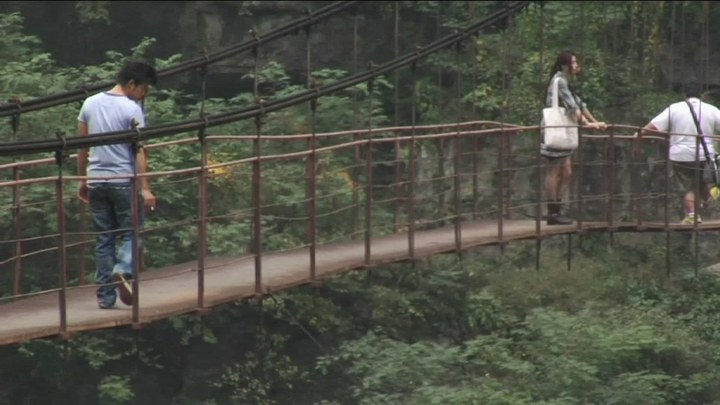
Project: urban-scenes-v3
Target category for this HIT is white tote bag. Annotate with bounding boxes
[542,77,579,150]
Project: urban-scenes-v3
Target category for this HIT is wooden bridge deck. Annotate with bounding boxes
[1,218,719,346]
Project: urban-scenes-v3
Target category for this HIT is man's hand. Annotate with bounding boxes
[78,182,89,204]
[142,189,156,212]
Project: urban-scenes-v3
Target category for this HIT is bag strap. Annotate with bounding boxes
[551,76,560,108]
[686,100,720,185]
[685,100,712,160]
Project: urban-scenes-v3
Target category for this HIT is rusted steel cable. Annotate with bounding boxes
[0,1,359,119]
[0,2,532,156]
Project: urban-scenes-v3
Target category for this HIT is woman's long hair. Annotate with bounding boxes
[544,50,577,103]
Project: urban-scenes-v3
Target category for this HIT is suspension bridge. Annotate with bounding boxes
[0,1,717,347]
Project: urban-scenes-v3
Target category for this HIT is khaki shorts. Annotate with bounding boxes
[671,161,709,200]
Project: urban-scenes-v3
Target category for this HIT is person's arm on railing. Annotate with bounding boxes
[637,122,661,137]
[581,106,606,129]
[574,95,606,129]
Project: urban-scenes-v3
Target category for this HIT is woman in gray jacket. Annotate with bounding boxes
[541,50,605,225]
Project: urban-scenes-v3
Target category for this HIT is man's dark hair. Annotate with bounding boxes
[116,61,158,87]
[682,82,704,98]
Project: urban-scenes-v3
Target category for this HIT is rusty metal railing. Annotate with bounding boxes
[4,114,720,347]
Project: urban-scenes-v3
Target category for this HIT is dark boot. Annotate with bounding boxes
[547,201,572,225]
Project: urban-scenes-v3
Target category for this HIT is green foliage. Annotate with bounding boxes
[74,1,111,24]
[0,13,48,94]
[5,2,720,404]
[312,250,720,404]
[97,375,134,404]
[210,330,308,404]
[168,315,218,346]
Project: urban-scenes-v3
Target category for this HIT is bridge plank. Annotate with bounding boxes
[1,218,720,346]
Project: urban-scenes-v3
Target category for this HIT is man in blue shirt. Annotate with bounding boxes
[77,61,158,309]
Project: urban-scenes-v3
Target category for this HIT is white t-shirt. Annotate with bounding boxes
[650,97,720,162]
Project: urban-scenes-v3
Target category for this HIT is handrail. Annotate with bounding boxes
[0,119,696,347]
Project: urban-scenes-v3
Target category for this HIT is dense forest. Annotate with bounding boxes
[2,1,720,404]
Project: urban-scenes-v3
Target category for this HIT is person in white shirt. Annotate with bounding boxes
[639,83,720,224]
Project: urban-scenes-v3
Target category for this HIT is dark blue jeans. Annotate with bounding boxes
[89,183,144,305]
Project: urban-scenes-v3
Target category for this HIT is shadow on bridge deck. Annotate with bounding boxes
[2,218,720,347]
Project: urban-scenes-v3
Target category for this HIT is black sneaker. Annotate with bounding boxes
[547,213,573,225]
[113,273,133,306]
[97,298,116,309]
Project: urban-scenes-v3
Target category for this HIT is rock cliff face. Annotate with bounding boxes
[0,1,407,97]
[3,1,717,100]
